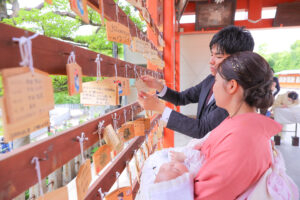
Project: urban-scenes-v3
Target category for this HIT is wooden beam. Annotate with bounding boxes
[180,18,274,33]
[273,2,300,27]
[0,23,163,79]
[176,0,189,20]
[0,102,143,200]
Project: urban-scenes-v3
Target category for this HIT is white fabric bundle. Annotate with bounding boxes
[139,147,203,200]
[144,172,194,200]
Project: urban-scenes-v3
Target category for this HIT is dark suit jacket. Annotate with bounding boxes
[160,75,228,138]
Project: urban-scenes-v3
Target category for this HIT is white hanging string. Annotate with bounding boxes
[125,64,128,78]
[67,51,76,64]
[31,157,44,196]
[101,0,105,25]
[112,113,118,132]
[95,54,103,81]
[124,109,127,123]
[98,188,107,200]
[116,171,120,189]
[131,105,134,121]
[77,132,88,163]
[12,33,39,73]
[135,24,138,38]
[115,0,119,23]
[98,120,105,146]
[126,161,133,188]
[114,63,118,77]
[127,15,132,42]
[134,65,139,79]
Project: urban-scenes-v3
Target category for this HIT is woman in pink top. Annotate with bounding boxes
[194,51,282,200]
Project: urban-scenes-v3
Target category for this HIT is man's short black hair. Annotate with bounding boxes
[288,91,298,101]
[209,25,254,54]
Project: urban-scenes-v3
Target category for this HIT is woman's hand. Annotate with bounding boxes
[140,75,164,92]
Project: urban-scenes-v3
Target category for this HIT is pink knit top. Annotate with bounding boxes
[194,113,282,200]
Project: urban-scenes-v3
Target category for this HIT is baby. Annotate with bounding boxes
[139,139,206,200]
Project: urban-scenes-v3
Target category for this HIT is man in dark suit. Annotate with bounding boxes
[138,25,255,138]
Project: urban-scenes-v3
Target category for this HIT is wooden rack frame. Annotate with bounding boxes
[0,101,146,199]
[0,23,163,79]
[0,0,165,199]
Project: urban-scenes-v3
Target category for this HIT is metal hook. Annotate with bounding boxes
[98,188,107,200]
[97,120,105,146]
[111,113,120,131]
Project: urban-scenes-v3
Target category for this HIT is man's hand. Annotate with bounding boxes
[140,75,164,92]
[138,91,165,114]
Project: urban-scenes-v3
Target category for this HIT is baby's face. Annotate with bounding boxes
[154,161,188,183]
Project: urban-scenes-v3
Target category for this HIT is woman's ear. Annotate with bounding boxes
[226,79,238,94]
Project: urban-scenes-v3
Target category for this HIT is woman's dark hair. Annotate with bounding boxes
[288,91,298,101]
[217,51,274,110]
[209,25,254,54]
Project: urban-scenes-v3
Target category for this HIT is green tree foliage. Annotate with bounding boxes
[1,0,145,104]
[257,40,300,73]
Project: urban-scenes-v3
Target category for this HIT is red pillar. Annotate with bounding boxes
[175,27,180,113]
[163,0,175,148]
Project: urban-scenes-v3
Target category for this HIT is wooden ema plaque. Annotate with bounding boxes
[93,144,112,174]
[107,77,130,96]
[37,186,68,200]
[127,121,145,137]
[67,62,82,96]
[45,0,52,4]
[135,118,150,130]
[105,187,133,200]
[126,0,143,9]
[118,123,135,142]
[130,37,145,54]
[103,124,123,151]
[1,67,54,142]
[76,159,92,200]
[106,21,131,46]
[69,0,89,24]
[80,80,119,106]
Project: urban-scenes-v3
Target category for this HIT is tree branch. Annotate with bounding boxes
[53,11,102,27]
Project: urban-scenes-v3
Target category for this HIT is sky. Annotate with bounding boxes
[15,0,300,53]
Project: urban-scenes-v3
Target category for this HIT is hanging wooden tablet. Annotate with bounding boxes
[80,80,119,106]
[118,123,135,142]
[105,187,133,200]
[69,0,89,24]
[45,0,52,4]
[158,34,165,48]
[107,77,130,96]
[156,120,164,139]
[143,42,152,61]
[136,118,150,130]
[106,20,131,45]
[141,7,151,24]
[139,146,146,161]
[76,159,92,200]
[37,186,68,200]
[1,67,54,142]
[67,62,82,96]
[126,0,143,9]
[130,37,145,54]
[92,144,112,174]
[128,121,145,136]
[103,124,122,151]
